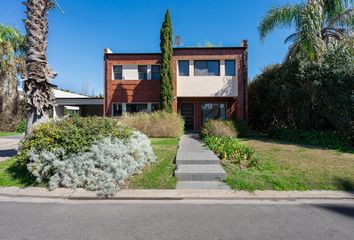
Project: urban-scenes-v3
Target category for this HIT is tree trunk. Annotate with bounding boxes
[25,109,49,135]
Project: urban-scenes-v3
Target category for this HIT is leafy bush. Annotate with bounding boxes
[248,43,353,141]
[16,118,26,133]
[18,116,132,164]
[120,111,184,138]
[18,117,157,197]
[268,128,353,150]
[234,120,251,138]
[202,135,258,168]
[27,132,156,197]
[200,120,237,138]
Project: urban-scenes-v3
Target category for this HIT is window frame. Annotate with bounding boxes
[178,60,190,76]
[194,60,220,76]
[113,65,123,80]
[138,65,148,80]
[151,65,161,80]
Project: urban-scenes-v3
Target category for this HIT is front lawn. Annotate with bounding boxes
[0,138,178,189]
[126,138,178,189]
[224,138,354,191]
[0,132,21,137]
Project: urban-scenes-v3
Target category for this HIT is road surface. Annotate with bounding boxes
[0,197,353,240]
[0,134,23,162]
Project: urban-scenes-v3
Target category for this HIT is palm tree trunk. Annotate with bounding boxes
[24,0,56,135]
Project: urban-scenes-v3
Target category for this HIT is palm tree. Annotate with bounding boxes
[23,0,57,134]
[259,0,353,61]
[0,25,26,131]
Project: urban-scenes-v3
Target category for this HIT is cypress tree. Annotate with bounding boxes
[159,10,173,113]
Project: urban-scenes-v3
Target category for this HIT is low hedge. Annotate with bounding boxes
[202,135,258,168]
[200,120,238,138]
[268,128,353,150]
[18,117,156,197]
[120,111,184,138]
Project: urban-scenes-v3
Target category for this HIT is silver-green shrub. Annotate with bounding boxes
[27,131,156,197]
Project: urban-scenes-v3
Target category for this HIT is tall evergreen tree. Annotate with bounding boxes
[159,10,174,113]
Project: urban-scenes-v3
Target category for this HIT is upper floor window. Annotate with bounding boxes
[178,60,189,76]
[138,65,147,80]
[113,65,122,80]
[225,60,236,76]
[151,65,161,80]
[194,60,220,76]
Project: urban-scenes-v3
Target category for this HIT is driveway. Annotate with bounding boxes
[0,134,23,162]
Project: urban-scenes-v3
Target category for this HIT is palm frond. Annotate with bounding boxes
[258,4,304,42]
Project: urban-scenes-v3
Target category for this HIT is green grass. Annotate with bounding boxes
[126,138,178,189]
[0,132,21,137]
[224,138,354,191]
[0,157,37,187]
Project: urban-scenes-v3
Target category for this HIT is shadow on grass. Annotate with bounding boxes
[6,160,37,187]
[333,177,354,192]
[242,136,354,154]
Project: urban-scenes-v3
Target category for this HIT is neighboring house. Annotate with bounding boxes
[53,89,103,118]
[104,41,248,130]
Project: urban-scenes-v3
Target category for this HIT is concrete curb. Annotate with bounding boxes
[0,187,354,200]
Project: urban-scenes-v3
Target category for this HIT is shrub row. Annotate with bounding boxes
[120,111,184,138]
[19,117,156,197]
[268,128,353,150]
[200,120,258,168]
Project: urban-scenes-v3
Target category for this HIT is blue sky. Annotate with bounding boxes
[0,0,300,95]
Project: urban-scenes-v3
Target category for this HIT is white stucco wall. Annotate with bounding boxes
[114,65,153,80]
[177,60,238,97]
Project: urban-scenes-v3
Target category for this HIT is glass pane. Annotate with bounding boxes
[207,61,220,76]
[194,61,208,76]
[112,103,122,116]
[113,66,122,80]
[151,103,160,112]
[201,103,226,124]
[138,65,147,80]
[151,65,160,80]
[179,60,189,76]
[225,60,235,76]
[126,104,148,113]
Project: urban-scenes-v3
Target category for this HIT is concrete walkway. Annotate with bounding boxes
[0,134,23,162]
[175,134,230,189]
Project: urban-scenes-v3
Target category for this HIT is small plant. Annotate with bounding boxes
[120,111,184,138]
[200,120,238,138]
[202,135,258,168]
[16,119,26,133]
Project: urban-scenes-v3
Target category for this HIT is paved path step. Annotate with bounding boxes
[176,151,219,165]
[176,181,230,190]
[175,164,227,181]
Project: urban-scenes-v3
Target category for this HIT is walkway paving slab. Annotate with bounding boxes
[177,181,230,190]
[175,164,227,181]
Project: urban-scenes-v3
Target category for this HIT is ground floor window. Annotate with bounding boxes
[112,103,159,116]
[201,103,226,124]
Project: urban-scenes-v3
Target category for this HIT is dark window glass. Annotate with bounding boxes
[225,60,235,76]
[178,60,189,76]
[113,66,122,80]
[207,60,220,76]
[151,103,160,112]
[194,61,208,76]
[194,61,220,76]
[112,103,122,116]
[151,65,160,80]
[126,104,148,113]
[138,65,147,80]
[201,103,226,124]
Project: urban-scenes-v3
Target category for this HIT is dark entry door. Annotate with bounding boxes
[180,103,194,130]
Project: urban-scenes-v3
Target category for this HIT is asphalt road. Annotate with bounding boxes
[0,198,353,240]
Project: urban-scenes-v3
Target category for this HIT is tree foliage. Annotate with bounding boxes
[159,9,174,113]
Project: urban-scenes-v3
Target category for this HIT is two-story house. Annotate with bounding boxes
[104,41,248,130]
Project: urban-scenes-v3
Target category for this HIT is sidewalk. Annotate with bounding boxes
[0,187,353,200]
[0,134,23,162]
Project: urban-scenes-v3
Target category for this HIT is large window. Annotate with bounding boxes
[113,65,122,80]
[225,60,236,76]
[151,103,160,112]
[194,60,220,76]
[112,103,123,116]
[126,103,148,113]
[178,60,189,76]
[138,65,147,80]
[201,103,226,124]
[151,65,161,80]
